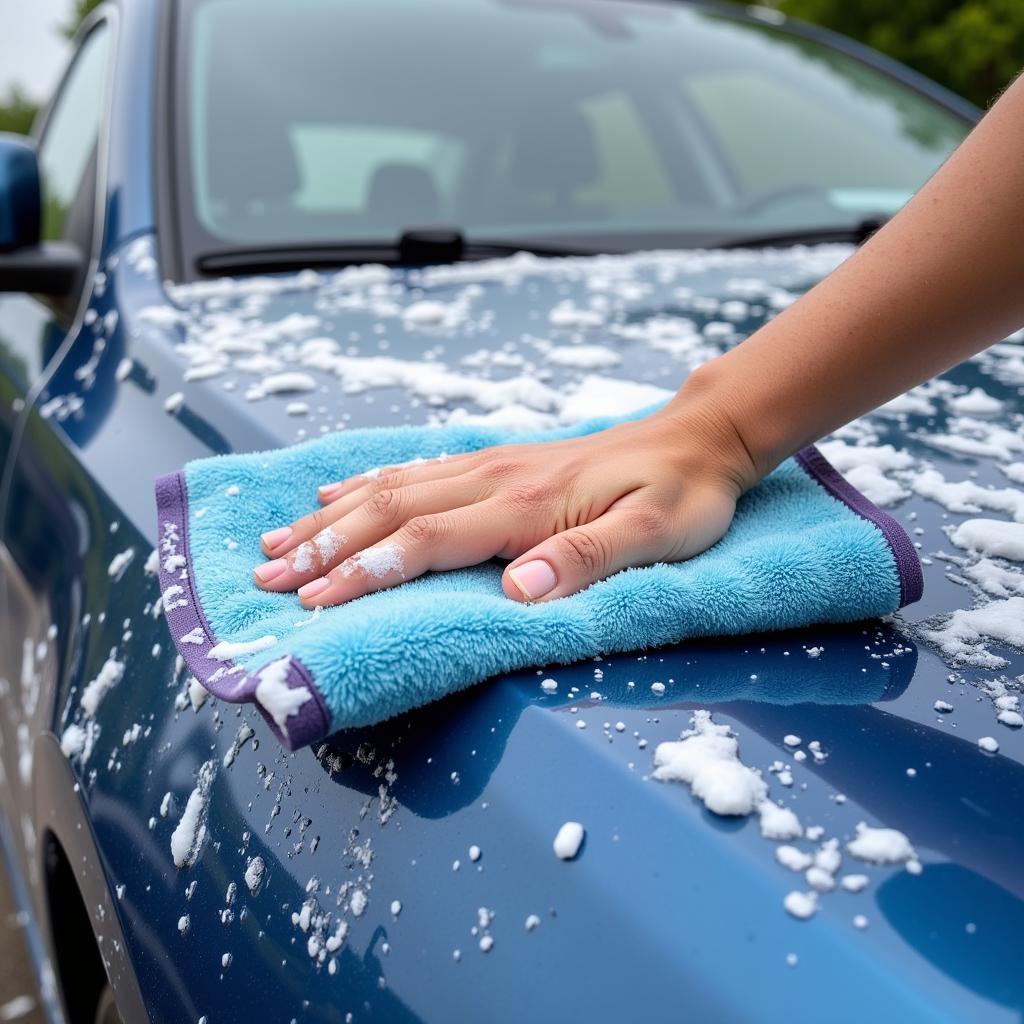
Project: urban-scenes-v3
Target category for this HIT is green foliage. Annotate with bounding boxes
[61,0,103,38]
[0,87,38,137]
[0,0,101,136]
[776,0,1024,109]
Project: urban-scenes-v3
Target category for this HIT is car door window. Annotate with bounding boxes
[37,23,110,244]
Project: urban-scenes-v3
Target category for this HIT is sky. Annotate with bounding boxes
[1,0,75,101]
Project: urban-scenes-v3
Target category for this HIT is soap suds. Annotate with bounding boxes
[950,387,1002,415]
[923,597,1024,666]
[784,891,818,920]
[775,846,813,872]
[80,654,125,716]
[208,635,277,661]
[652,711,767,816]
[840,874,870,893]
[107,548,135,579]
[758,801,802,841]
[60,724,86,759]
[951,519,1024,561]
[553,822,585,860]
[342,543,405,579]
[244,856,265,894]
[254,656,313,738]
[846,823,916,865]
[313,528,344,563]
[170,760,217,868]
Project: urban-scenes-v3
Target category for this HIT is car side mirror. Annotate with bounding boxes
[0,133,82,296]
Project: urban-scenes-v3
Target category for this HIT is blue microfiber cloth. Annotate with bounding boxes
[155,412,922,750]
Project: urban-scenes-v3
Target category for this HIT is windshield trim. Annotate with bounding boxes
[159,0,978,285]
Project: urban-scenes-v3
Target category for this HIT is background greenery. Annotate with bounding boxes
[774,0,1023,109]
[0,0,101,135]
[0,0,1018,135]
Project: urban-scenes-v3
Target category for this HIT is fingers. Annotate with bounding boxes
[297,499,514,608]
[501,503,674,603]
[254,477,487,592]
[502,486,738,602]
[315,451,481,505]
[260,456,483,558]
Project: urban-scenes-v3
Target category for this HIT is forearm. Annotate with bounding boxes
[671,73,1024,486]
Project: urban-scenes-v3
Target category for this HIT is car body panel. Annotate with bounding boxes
[1,3,1022,1024]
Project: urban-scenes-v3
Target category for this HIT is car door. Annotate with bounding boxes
[0,18,113,857]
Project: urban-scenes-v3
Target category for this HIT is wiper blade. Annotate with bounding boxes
[195,228,595,276]
[714,216,889,250]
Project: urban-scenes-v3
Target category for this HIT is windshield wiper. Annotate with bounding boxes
[195,228,596,275]
[713,216,889,250]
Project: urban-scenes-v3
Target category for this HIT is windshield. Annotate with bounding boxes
[175,0,970,265]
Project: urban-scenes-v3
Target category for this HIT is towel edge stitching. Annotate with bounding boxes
[794,445,924,607]
[153,470,330,749]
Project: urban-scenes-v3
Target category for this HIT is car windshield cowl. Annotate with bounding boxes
[192,215,891,276]
[193,232,603,275]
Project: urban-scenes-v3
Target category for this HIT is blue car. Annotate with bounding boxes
[2,1,1022,1022]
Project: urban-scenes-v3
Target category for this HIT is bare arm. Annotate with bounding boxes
[686,73,1024,485]
[254,76,1024,607]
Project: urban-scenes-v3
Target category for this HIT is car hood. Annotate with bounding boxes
[45,237,1024,1022]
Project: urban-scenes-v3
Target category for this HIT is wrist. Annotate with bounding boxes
[655,361,770,495]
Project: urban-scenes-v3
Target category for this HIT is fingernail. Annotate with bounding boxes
[508,559,557,600]
[298,576,331,600]
[261,526,292,549]
[254,558,288,583]
[318,482,344,500]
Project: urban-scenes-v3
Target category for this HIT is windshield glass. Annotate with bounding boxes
[177,0,969,262]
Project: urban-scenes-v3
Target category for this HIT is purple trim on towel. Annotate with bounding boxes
[154,471,330,750]
[795,445,923,608]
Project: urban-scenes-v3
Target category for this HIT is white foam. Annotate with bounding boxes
[80,655,125,716]
[170,760,217,868]
[923,597,1024,665]
[544,345,621,369]
[60,724,86,759]
[208,635,277,661]
[951,519,1024,561]
[758,802,802,840]
[548,301,603,329]
[248,371,317,399]
[553,822,585,860]
[652,711,767,816]
[775,846,813,872]
[254,656,312,739]
[244,856,265,894]
[846,823,916,865]
[107,548,135,579]
[344,543,405,579]
[783,891,818,920]
[559,375,673,423]
[949,387,1002,415]
[840,874,870,893]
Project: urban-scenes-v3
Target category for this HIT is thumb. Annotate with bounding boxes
[502,505,673,603]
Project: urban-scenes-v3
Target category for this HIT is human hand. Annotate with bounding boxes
[253,385,759,608]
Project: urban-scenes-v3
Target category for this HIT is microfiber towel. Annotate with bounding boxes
[155,412,923,750]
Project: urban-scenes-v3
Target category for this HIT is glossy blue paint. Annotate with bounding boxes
[0,4,1020,1024]
[0,134,41,252]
